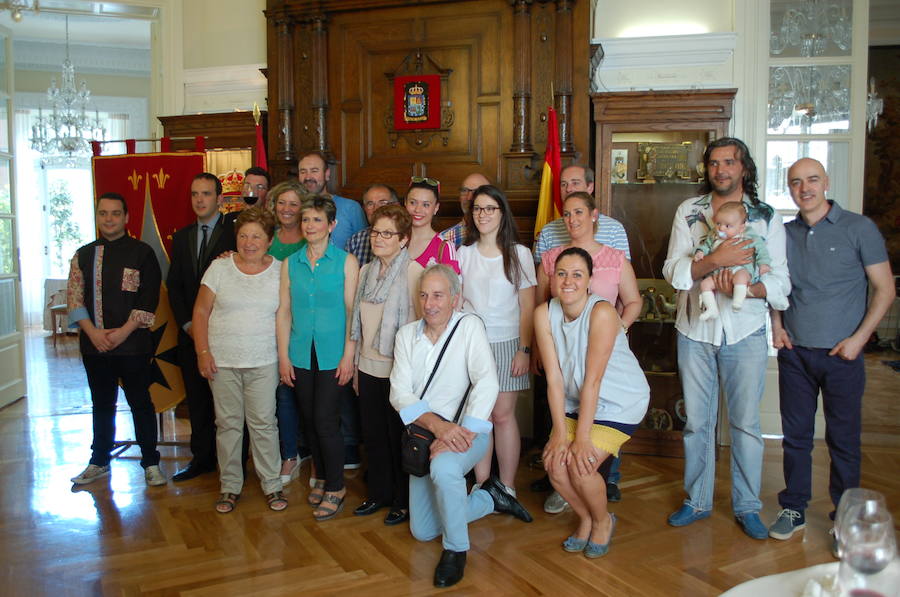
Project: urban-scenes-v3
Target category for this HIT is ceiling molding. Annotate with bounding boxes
[13,39,151,76]
[591,32,737,70]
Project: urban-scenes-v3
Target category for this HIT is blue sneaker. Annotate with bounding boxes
[735,512,768,540]
[768,508,806,540]
[667,504,711,527]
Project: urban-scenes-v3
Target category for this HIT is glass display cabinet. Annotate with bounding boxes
[592,89,736,457]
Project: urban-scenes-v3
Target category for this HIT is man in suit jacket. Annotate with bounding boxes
[167,172,236,481]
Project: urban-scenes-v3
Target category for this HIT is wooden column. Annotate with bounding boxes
[509,0,533,153]
[310,14,330,154]
[554,0,574,153]
[274,13,295,162]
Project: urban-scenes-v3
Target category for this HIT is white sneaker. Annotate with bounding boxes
[144,465,167,486]
[71,464,110,485]
[544,490,571,514]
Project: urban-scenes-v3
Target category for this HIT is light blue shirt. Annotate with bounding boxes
[330,194,367,250]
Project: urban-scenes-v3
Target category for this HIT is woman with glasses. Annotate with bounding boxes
[457,185,536,497]
[276,195,359,521]
[405,177,461,274]
[349,204,424,525]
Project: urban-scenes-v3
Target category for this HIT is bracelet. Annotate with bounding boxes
[198,349,210,355]
[746,286,756,299]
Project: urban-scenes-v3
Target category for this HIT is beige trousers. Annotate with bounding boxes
[210,362,282,495]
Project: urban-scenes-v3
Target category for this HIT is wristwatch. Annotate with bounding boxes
[519,346,531,354]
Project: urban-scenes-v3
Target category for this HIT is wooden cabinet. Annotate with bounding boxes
[591,89,736,457]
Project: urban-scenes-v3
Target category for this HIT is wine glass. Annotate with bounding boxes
[835,488,887,555]
[837,504,898,596]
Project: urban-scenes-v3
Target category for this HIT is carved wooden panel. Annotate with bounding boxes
[326,2,511,232]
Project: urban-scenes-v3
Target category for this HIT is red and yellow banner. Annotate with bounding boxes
[91,152,206,412]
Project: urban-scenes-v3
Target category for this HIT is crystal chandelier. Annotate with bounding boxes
[768,64,850,133]
[770,0,852,57]
[30,15,106,167]
[1,0,40,22]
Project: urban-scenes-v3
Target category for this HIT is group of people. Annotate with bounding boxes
[64,138,894,587]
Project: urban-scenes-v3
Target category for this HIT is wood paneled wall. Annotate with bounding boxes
[264,0,591,241]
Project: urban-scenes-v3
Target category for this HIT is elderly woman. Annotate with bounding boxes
[192,207,286,514]
[405,177,460,274]
[390,264,532,588]
[350,204,424,525]
[534,247,650,558]
[457,185,536,496]
[276,195,359,521]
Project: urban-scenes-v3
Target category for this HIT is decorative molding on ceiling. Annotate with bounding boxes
[591,32,737,70]
[13,39,151,77]
[590,32,737,92]
[182,64,267,114]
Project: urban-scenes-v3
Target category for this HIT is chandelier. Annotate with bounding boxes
[768,64,850,133]
[30,15,106,167]
[1,0,39,22]
[770,0,852,57]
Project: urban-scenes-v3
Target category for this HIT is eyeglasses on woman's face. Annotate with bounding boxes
[369,228,402,240]
[471,205,499,216]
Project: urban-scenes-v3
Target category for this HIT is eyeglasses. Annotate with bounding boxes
[459,186,476,196]
[369,228,403,240]
[409,176,441,195]
[471,205,499,216]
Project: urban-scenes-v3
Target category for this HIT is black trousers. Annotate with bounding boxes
[177,334,217,468]
[294,346,344,492]
[83,353,160,468]
[358,370,408,508]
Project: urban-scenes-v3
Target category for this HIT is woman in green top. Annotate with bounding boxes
[267,180,306,260]
[266,180,310,483]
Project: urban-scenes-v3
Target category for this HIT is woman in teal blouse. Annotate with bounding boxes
[276,194,359,521]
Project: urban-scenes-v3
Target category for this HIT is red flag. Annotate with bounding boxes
[534,107,562,238]
[255,123,268,170]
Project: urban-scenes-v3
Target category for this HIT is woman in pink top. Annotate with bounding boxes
[404,177,460,275]
[535,192,641,328]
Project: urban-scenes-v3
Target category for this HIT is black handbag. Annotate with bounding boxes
[400,316,472,477]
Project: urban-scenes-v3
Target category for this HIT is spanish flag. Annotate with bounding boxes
[534,107,562,239]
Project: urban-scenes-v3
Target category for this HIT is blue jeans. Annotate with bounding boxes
[275,382,307,460]
[409,432,494,552]
[777,346,863,515]
[608,456,621,485]
[677,326,767,514]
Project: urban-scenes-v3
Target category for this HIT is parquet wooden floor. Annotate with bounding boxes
[2,332,898,596]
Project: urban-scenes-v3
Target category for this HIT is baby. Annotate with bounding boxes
[693,201,771,321]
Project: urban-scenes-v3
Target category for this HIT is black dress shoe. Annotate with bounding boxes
[172,463,215,483]
[384,508,409,526]
[433,549,466,588]
[481,477,533,522]
[354,499,386,516]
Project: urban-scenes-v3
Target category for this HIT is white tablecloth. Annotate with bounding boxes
[722,559,900,597]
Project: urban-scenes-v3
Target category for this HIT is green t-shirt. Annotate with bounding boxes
[268,230,305,261]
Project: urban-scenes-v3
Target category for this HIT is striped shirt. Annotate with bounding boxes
[532,215,631,264]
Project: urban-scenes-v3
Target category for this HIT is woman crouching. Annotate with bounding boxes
[533,247,649,557]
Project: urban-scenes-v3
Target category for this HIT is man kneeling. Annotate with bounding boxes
[390,264,532,588]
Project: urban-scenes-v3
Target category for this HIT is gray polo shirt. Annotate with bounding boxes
[782,201,888,349]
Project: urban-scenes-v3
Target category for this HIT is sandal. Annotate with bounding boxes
[266,491,288,512]
[313,491,345,521]
[215,492,240,514]
[307,479,325,506]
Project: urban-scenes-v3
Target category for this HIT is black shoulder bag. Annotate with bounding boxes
[400,316,472,477]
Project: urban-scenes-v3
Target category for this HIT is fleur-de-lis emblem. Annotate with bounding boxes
[127,169,143,191]
[152,168,171,189]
